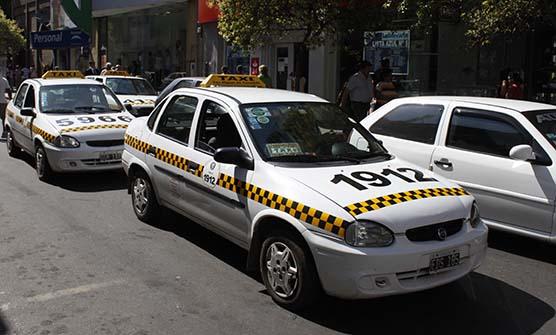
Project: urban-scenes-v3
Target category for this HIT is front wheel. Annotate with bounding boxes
[35,144,54,181]
[131,171,160,222]
[6,128,20,158]
[260,231,321,311]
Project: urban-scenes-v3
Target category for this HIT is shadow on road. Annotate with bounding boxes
[488,229,556,265]
[0,312,10,335]
[145,210,555,335]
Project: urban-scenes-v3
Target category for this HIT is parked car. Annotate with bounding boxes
[360,96,556,244]
[159,72,189,90]
[155,77,205,106]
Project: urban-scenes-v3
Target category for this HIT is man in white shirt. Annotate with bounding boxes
[0,74,13,138]
[346,61,373,122]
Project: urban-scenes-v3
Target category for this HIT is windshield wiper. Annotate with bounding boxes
[42,108,75,114]
[267,154,324,162]
[324,155,362,164]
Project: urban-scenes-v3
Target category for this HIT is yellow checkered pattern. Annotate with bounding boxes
[7,111,14,118]
[218,174,349,237]
[61,124,128,133]
[344,187,469,216]
[124,134,150,153]
[155,147,204,177]
[32,125,56,143]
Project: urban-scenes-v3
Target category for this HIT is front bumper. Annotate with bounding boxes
[44,143,124,172]
[305,221,488,299]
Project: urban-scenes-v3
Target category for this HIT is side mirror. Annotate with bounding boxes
[214,147,254,170]
[509,144,535,161]
[20,108,36,117]
[124,103,134,112]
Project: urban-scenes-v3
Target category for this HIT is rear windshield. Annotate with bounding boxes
[106,78,156,95]
[523,110,556,149]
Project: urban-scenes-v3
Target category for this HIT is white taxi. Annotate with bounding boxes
[87,71,157,117]
[4,71,135,181]
[122,75,488,310]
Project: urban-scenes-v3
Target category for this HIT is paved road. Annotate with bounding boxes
[0,144,554,335]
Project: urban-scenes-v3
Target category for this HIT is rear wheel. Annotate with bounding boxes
[35,144,53,181]
[260,230,321,311]
[131,171,160,222]
[6,128,20,158]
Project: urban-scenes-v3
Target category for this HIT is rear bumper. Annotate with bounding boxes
[306,221,488,299]
[44,143,124,172]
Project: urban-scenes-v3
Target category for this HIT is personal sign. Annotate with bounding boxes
[42,71,85,79]
[200,74,266,88]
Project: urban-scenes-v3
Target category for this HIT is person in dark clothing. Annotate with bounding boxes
[85,61,99,76]
[373,58,391,84]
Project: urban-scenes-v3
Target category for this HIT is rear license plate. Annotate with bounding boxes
[429,250,460,273]
[99,151,122,161]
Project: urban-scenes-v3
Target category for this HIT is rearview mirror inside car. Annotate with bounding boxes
[214,147,254,170]
[509,144,535,162]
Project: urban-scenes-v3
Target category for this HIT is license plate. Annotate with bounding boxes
[99,151,122,161]
[429,250,460,273]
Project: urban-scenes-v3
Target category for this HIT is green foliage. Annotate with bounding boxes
[0,9,25,54]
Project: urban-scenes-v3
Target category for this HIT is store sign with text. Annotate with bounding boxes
[363,30,410,75]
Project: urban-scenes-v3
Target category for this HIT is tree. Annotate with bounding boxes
[383,0,556,46]
[0,9,25,55]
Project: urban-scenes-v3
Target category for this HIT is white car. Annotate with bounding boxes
[4,71,135,181]
[87,71,157,117]
[122,79,487,310]
[361,96,556,244]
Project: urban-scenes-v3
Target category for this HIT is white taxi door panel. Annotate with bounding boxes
[186,99,252,244]
[10,83,29,147]
[432,106,556,234]
[20,84,37,151]
[145,95,201,213]
[368,103,447,169]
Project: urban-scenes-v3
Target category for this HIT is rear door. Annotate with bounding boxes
[10,83,29,148]
[431,104,556,234]
[368,103,447,169]
[20,84,37,152]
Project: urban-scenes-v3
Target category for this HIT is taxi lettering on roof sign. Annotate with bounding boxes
[199,74,266,88]
[41,70,84,79]
[103,70,130,76]
[122,86,488,310]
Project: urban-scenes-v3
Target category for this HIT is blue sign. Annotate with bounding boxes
[31,29,90,49]
[364,30,410,75]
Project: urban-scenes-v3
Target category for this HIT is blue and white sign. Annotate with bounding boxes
[363,30,410,75]
[31,29,90,49]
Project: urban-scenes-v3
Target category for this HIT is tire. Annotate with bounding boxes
[260,229,321,311]
[6,128,20,158]
[131,171,160,222]
[35,144,54,181]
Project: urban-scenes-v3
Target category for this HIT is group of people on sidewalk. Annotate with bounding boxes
[339,58,399,122]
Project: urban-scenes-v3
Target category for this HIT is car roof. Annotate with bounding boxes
[176,77,205,81]
[190,87,328,104]
[394,96,555,112]
[28,78,103,86]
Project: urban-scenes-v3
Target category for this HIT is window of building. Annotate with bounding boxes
[156,95,198,144]
[370,104,444,144]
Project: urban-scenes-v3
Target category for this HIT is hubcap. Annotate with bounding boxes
[265,242,299,298]
[133,177,149,214]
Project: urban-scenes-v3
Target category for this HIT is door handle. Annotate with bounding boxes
[434,159,453,168]
[146,146,156,156]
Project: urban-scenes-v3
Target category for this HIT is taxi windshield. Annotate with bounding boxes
[523,110,556,149]
[240,102,389,163]
[106,78,156,95]
[40,85,124,114]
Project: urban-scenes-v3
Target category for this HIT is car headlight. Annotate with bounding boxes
[54,135,80,148]
[345,221,394,247]
[468,202,481,228]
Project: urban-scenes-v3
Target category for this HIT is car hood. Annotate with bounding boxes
[118,95,157,107]
[44,112,134,141]
[273,158,472,233]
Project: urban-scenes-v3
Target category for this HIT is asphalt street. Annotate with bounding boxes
[0,143,555,335]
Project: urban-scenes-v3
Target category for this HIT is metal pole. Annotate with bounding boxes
[25,0,29,67]
[35,0,41,76]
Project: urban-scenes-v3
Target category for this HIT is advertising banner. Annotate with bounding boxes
[363,30,410,75]
[51,0,92,34]
[31,29,90,49]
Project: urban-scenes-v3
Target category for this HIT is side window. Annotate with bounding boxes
[447,108,531,157]
[95,78,103,83]
[23,86,36,108]
[147,102,164,130]
[195,100,243,154]
[14,84,29,108]
[156,95,198,144]
[175,80,193,89]
[370,104,444,144]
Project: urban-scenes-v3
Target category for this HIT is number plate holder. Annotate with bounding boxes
[99,151,122,161]
[429,249,460,273]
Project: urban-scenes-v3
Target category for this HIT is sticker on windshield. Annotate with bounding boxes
[247,117,261,129]
[547,133,556,140]
[266,143,303,157]
[257,116,270,124]
[245,107,271,118]
[536,113,556,123]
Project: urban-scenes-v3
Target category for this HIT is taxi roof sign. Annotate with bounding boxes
[103,70,130,76]
[200,74,266,88]
[42,70,84,79]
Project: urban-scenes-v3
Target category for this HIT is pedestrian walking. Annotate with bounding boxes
[344,61,373,122]
[373,58,391,84]
[21,66,30,80]
[374,69,398,110]
[0,73,13,138]
[85,61,99,75]
[221,66,230,74]
[236,65,245,75]
[501,72,524,100]
[258,65,272,88]
[100,62,112,75]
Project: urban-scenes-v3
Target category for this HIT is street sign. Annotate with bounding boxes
[31,29,90,50]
